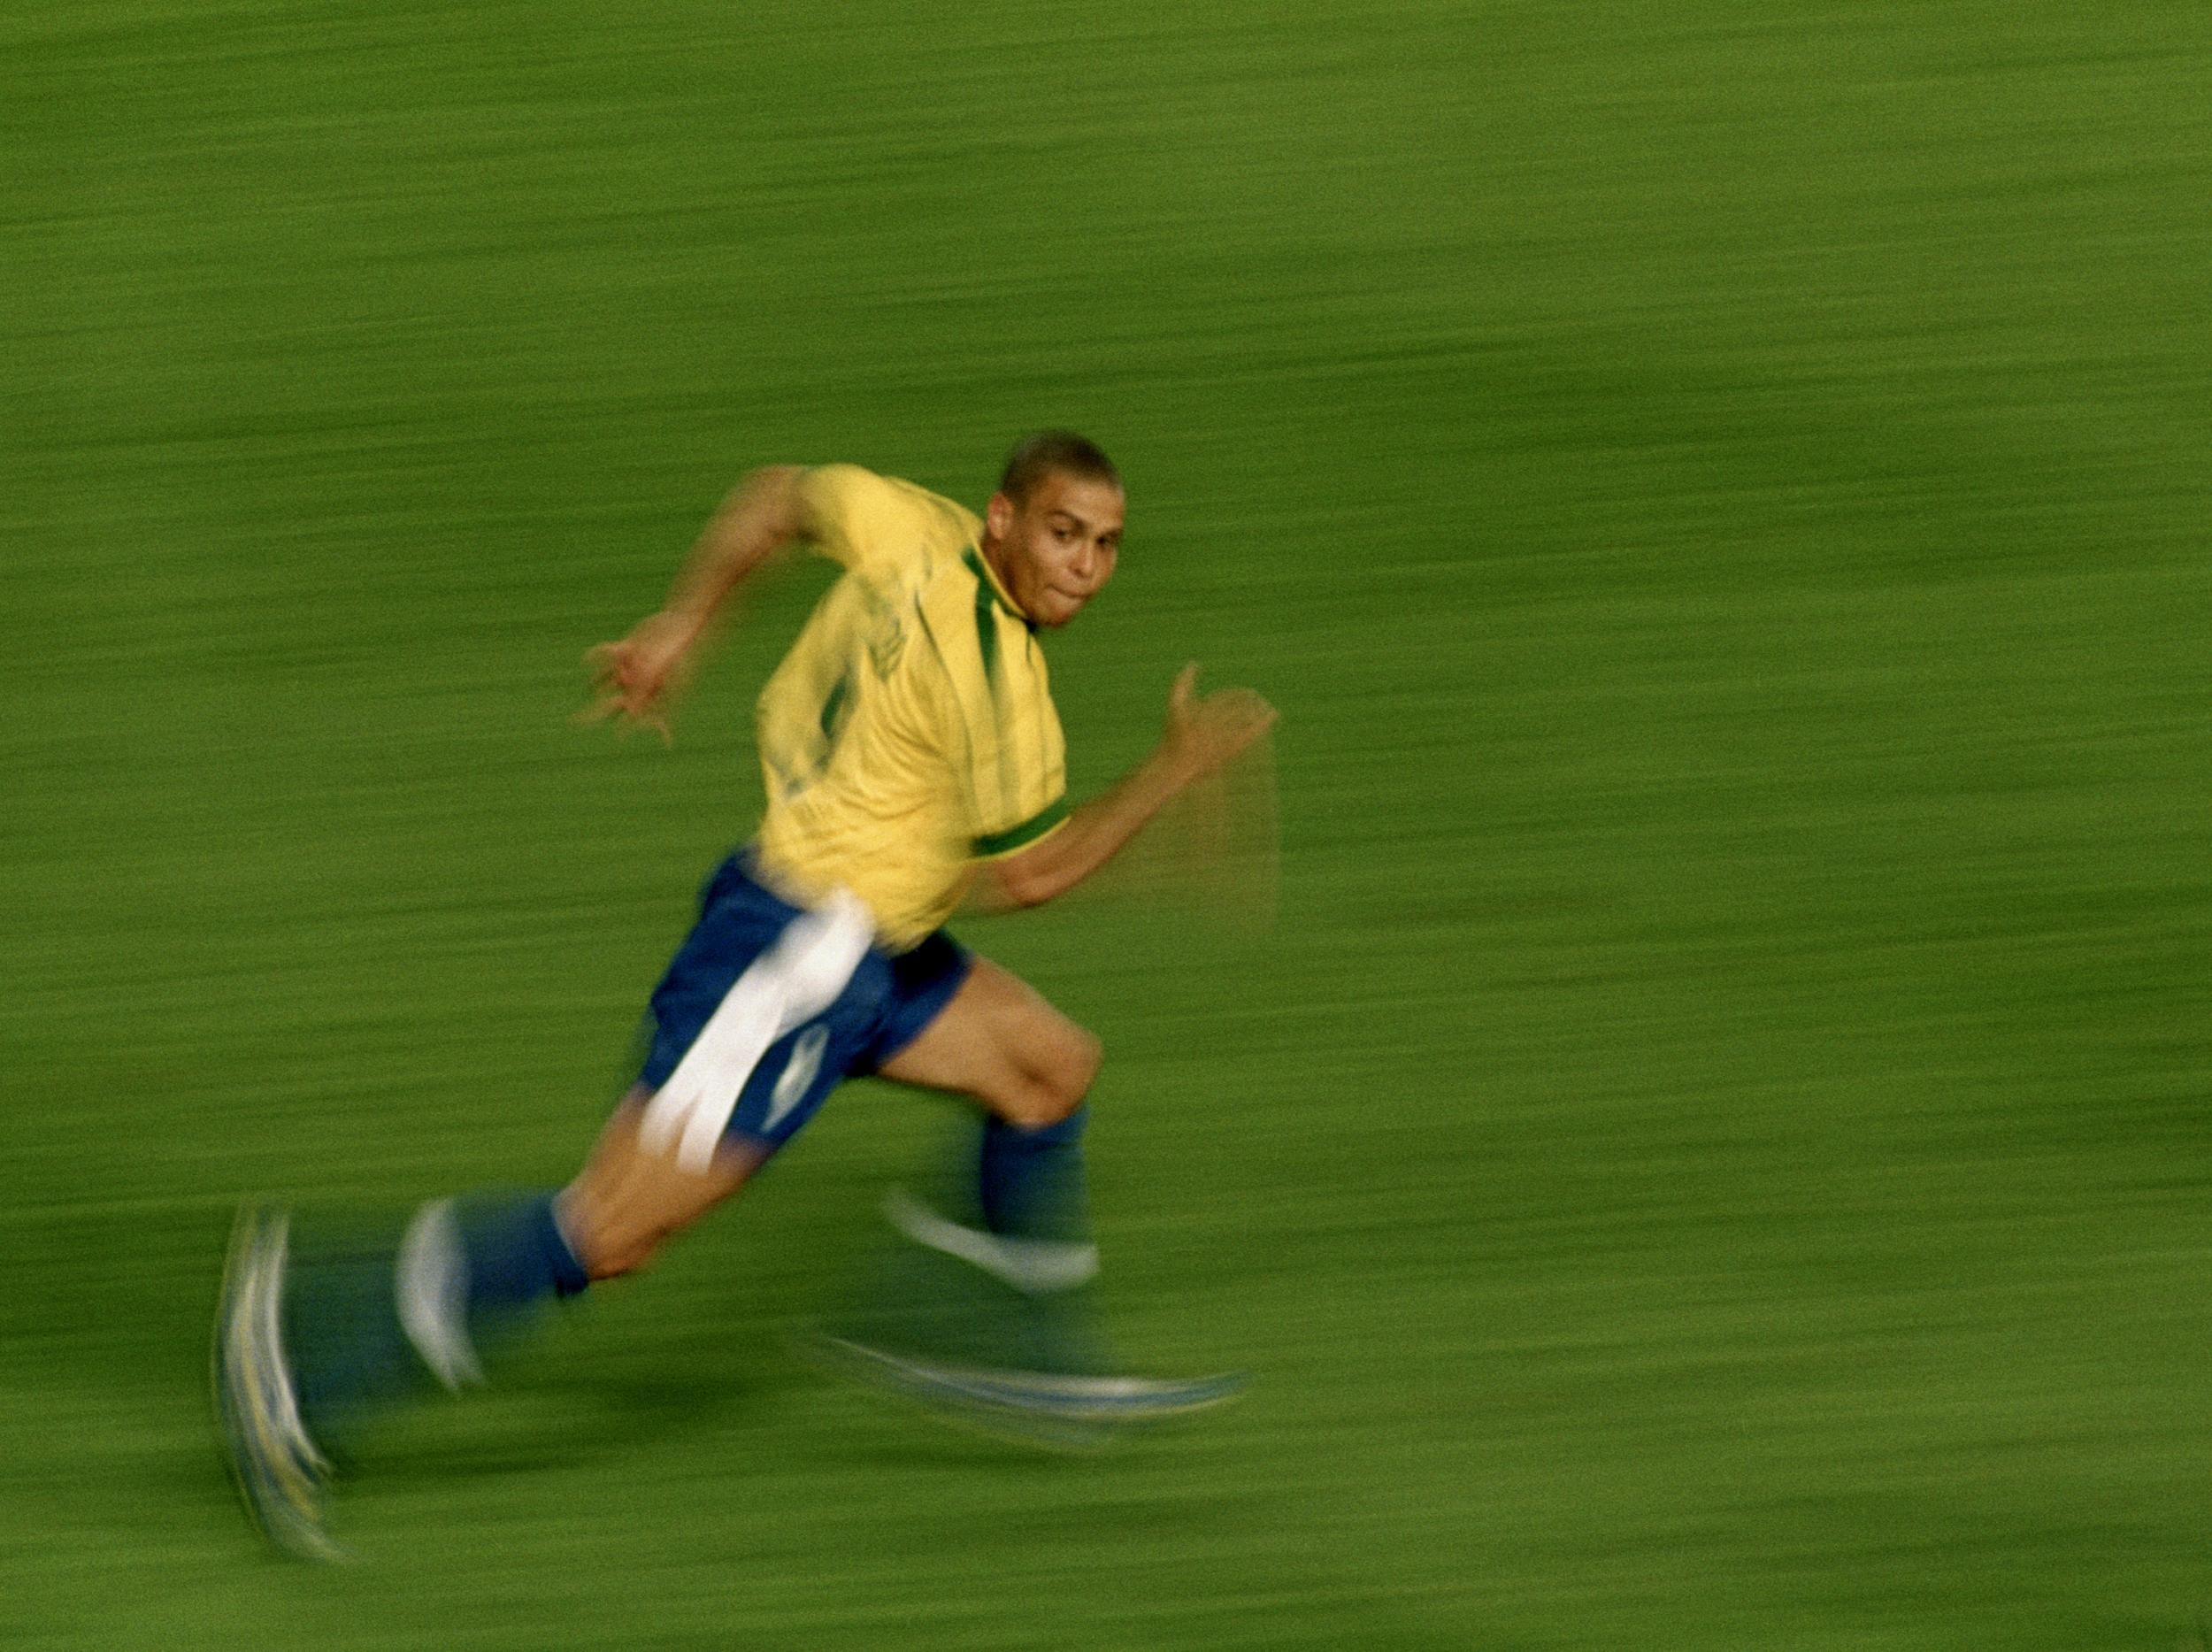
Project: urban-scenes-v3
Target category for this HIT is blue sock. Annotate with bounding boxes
[978,1107,1092,1245]
[289,1191,586,1451]
[454,1192,590,1331]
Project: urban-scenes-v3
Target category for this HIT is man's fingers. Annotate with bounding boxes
[1182,690,1277,774]
[1209,689,1278,736]
[580,623,692,742]
[576,675,676,741]
[603,704,676,745]
[1170,661,1201,712]
[582,640,637,699]
[1225,709,1277,757]
[1214,687,1274,720]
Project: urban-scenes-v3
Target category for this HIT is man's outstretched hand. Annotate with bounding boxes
[1162,663,1278,785]
[581,611,702,741]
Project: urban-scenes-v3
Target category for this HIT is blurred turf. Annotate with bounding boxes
[5,1,2212,1646]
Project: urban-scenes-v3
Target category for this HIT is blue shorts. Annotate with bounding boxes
[635,849,972,1156]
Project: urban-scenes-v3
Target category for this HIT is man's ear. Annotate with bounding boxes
[985,491,1014,541]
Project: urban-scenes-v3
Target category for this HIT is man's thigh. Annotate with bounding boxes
[874,957,1097,1124]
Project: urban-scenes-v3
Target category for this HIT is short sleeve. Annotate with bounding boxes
[972,794,1070,859]
[798,465,950,580]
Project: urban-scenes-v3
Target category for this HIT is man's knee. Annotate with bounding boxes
[1008,1024,1101,1128]
[1064,1026,1103,1106]
[555,1190,662,1281]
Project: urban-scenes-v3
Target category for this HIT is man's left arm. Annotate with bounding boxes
[977,665,1276,911]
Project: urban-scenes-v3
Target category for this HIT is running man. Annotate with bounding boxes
[215,432,1279,1558]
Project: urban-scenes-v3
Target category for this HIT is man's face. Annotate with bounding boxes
[984,471,1125,628]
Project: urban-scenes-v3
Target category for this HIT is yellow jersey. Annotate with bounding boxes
[751,465,1069,949]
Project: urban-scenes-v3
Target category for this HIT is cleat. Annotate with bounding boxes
[881,1188,1099,1295]
[212,1205,346,1563]
[807,1333,1245,1448]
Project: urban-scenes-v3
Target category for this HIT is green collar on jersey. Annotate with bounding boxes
[964,546,1034,632]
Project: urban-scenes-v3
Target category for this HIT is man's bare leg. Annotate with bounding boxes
[876,957,1102,1127]
[879,957,1102,1272]
[557,1090,762,1280]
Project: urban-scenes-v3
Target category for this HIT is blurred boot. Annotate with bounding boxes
[816,1109,1243,1441]
[283,1191,588,1461]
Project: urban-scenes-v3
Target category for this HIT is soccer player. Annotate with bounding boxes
[215,432,1278,1559]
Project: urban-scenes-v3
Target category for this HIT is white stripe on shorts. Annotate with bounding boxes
[640,887,874,1173]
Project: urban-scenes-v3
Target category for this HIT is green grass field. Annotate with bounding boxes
[6,2,2212,1645]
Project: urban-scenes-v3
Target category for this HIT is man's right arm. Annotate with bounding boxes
[584,465,810,734]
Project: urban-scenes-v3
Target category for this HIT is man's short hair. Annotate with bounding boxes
[998,431,1120,503]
